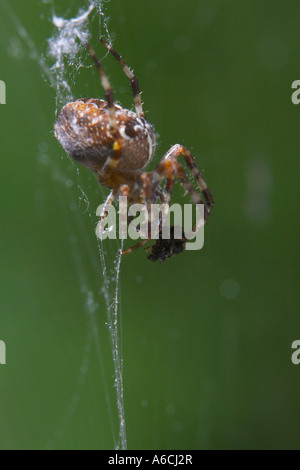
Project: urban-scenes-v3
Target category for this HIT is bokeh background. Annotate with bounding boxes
[0,0,300,450]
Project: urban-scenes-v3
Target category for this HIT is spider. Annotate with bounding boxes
[54,39,214,262]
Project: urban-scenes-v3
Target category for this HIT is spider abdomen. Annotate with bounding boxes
[54,98,156,172]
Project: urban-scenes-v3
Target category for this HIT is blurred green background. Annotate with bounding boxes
[1,0,300,450]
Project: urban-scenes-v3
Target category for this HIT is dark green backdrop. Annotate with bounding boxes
[0,0,300,450]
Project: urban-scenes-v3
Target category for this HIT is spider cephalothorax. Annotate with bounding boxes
[55,38,214,261]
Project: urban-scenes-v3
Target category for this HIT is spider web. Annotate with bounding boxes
[2,0,127,450]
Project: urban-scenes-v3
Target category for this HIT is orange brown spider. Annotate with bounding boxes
[54,39,214,262]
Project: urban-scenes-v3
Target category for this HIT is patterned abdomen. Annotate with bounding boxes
[54,98,156,172]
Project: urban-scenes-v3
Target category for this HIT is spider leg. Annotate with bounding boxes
[123,183,176,258]
[84,42,124,173]
[97,190,115,235]
[122,239,150,255]
[121,173,153,255]
[177,145,214,211]
[100,38,144,117]
[154,173,175,241]
[161,172,175,206]
[85,42,117,131]
[145,170,187,262]
[154,144,214,221]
